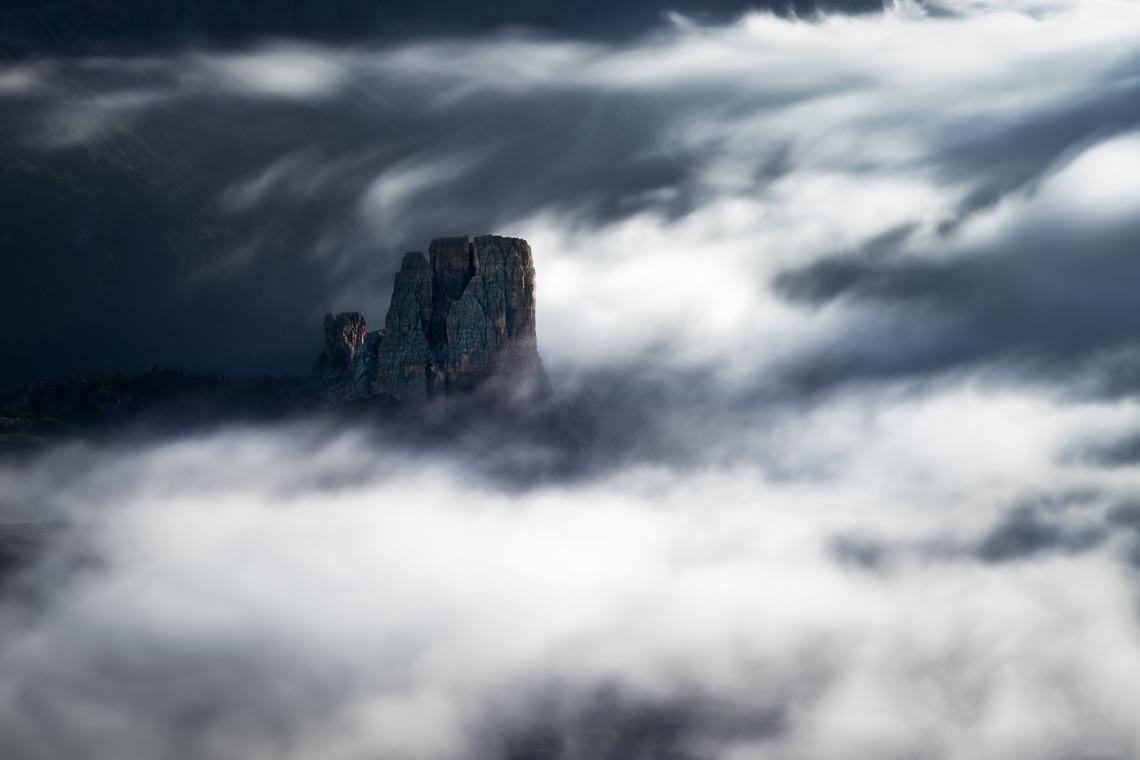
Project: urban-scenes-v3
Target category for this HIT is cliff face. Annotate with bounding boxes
[315,235,548,404]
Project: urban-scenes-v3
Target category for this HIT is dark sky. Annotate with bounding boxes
[0,0,885,55]
[0,0,890,388]
[1,0,1139,397]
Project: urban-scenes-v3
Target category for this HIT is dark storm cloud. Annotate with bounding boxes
[831,520,1104,571]
[831,491,1130,572]
[492,685,789,760]
[0,49,733,385]
[1079,433,1140,469]
[0,25,870,388]
[935,77,1140,220]
[975,504,1107,563]
[0,0,885,57]
[773,202,1140,396]
[4,1,1140,397]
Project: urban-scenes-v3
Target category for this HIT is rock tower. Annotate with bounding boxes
[315,235,548,404]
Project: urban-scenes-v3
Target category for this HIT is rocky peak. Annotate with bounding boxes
[314,312,367,377]
[317,235,548,404]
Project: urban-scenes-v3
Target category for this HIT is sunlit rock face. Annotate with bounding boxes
[317,235,548,404]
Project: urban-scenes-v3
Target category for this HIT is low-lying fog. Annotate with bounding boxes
[3,379,1140,758]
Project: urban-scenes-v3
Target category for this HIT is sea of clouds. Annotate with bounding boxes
[3,386,1140,758]
[4,0,1140,757]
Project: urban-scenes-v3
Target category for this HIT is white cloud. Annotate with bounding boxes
[0,66,42,96]
[194,47,349,97]
[3,381,1140,758]
[1037,131,1140,221]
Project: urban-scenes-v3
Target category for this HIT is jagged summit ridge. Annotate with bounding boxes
[316,234,548,404]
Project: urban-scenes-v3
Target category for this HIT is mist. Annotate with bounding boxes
[4,381,1140,758]
[4,1,1140,758]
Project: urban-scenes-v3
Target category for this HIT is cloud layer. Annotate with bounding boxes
[5,2,1140,758]
[4,381,1140,759]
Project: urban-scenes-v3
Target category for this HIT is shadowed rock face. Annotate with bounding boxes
[317,235,548,404]
[315,312,367,378]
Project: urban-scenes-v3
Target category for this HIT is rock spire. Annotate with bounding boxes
[315,235,548,404]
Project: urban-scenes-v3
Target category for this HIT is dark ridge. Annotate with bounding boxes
[0,368,317,451]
